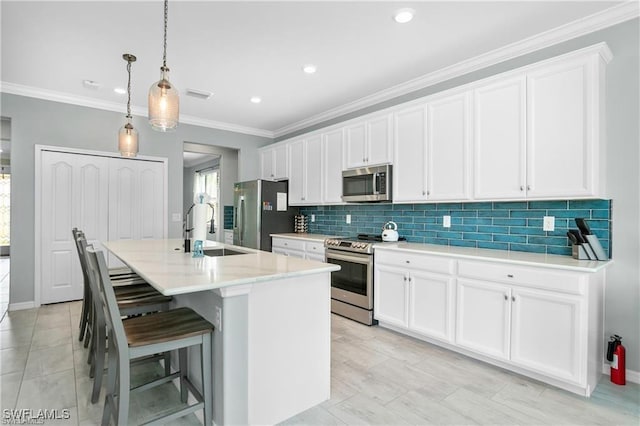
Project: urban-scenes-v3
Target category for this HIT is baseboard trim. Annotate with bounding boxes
[602,363,640,384]
[9,301,36,311]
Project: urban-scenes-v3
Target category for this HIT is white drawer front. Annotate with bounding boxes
[272,238,305,251]
[458,260,585,295]
[305,241,325,256]
[375,250,454,275]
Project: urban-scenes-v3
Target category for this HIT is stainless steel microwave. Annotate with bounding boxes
[342,165,392,202]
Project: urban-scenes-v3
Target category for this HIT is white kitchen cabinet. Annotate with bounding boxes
[374,264,409,328]
[375,249,456,342]
[456,278,512,360]
[510,287,583,383]
[322,129,345,204]
[392,104,427,202]
[344,114,392,169]
[426,91,471,201]
[526,56,600,198]
[260,144,288,181]
[271,236,327,261]
[288,136,323,205]
[473,76,527,200]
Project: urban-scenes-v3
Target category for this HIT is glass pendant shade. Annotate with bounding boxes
[118,118,139,157]
[148,67,179,131]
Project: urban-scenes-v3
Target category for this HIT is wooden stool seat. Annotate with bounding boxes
[123,307,213,348]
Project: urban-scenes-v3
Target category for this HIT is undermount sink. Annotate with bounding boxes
[203,248,250,257]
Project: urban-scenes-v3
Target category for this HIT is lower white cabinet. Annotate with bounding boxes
[374,250,455,342]
[374,246,605,397]
[272,236,326,261]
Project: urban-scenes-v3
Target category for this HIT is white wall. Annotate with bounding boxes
[0,93,271,306]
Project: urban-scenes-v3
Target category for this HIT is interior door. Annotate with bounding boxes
[41,151,109,304]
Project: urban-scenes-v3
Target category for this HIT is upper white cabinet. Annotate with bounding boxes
[393,105,427,202]
[260,144,288,181]
[427,92,471,201]
[474,76,527,200]
[322,129,345,204]
[474,49,609,200]
[344,114,393,169]
[526,57,600,198]
[288,136,323,205]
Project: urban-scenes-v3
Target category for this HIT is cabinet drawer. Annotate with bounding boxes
[375,250,454,275]
[272,238,305,251]
[305,241,325,256]
[458,260,585,295]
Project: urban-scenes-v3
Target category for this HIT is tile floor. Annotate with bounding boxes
[1,272,639,425]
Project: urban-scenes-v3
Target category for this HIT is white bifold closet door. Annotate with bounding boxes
[40,151,165,304]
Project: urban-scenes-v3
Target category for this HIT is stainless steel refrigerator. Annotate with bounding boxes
[233,180,299,251]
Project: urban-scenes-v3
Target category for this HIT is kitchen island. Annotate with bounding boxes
[103,239,339,425]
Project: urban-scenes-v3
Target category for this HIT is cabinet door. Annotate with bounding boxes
[273,145,289,180]
[409,270,455,342]
[323,129,344,203]
[510,288,584,384]
[374,264,409,328]
[304,135,323,204]
[527,59,594,197]
[367,114,392,166]
[427,92,470,201]
[260,149,275,180]
[474,76,527,199]
[288,140,305,204]
[393,105,427,202]
[456,279,511,360]
[344,122,367,169]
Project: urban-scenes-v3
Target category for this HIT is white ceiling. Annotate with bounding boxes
[1,1,634,138]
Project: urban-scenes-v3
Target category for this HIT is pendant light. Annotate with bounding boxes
[148,0,179,131]
[118,54,139,157]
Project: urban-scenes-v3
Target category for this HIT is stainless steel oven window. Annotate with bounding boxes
[326,249,373,309]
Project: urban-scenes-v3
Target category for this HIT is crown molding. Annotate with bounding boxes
[0,81,274,139]
[273,1,639,138]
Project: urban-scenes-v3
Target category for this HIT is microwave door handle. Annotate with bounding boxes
[373,172,379,195]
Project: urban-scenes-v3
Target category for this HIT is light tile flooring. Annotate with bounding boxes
[1,282,639,425]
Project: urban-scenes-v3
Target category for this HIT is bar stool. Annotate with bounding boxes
[85,247,213,425]
[72,228,146,344]
[76,236,173,403]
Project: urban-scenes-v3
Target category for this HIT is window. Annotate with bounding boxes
[194,168,219,235]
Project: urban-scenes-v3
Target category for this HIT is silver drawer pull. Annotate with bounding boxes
[405,260,410,263]
[504,294,508,300]
[512,296,516,302]
[507,274,514,278]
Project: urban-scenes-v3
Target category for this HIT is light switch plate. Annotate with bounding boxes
[543,216,555,232]
[346,214,351,224]
[443,215,451,228]
[311,214,315,222]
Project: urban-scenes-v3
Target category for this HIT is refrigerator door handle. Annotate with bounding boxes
[239,197,245,245]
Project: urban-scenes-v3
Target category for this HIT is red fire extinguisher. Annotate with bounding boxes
[607,335,626,385]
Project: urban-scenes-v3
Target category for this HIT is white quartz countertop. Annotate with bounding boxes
[270,233,339,242]
[374,242,611,272]
[103,239,340,296]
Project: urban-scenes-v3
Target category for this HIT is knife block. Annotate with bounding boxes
[571,244,591,260]
[585,234,608,260]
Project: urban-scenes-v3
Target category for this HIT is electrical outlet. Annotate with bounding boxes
[543,216,555,232]
[215,306,222,331]
[443,215,451,228]
[346,214,351,224]
[172,213,182,222]
[311,214,315,222]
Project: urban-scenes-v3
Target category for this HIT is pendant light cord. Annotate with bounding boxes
[126,59,132,118]
[162,0,168,69]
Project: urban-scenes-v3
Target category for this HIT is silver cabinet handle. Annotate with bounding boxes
[504,294,508,301]
[527,185,531,191]
[403,276,407,282]
[512,296,516,302]
[520,186,524,191]
[422,190,426,195]
[405,260,410,264]
[507,274,514,278]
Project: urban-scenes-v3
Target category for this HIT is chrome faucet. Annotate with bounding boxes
[183,203,215,253]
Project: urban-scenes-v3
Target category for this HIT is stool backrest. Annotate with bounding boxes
[85,247,128,357]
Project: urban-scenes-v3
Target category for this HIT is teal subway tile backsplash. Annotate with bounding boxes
[300,199,612,258]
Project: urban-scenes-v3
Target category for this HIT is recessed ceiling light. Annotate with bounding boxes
[250,96,262,104]
[393,8,415,24]
[114,87,127,95]
[302,64,317,74]
[83,79,102,90]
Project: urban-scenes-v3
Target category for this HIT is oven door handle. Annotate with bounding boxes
[326,250,373,265]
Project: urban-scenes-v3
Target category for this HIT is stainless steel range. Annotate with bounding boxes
[324,235,379,325]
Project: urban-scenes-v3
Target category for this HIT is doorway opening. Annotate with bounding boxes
[183,142,239,243]
[1,117,11,318]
